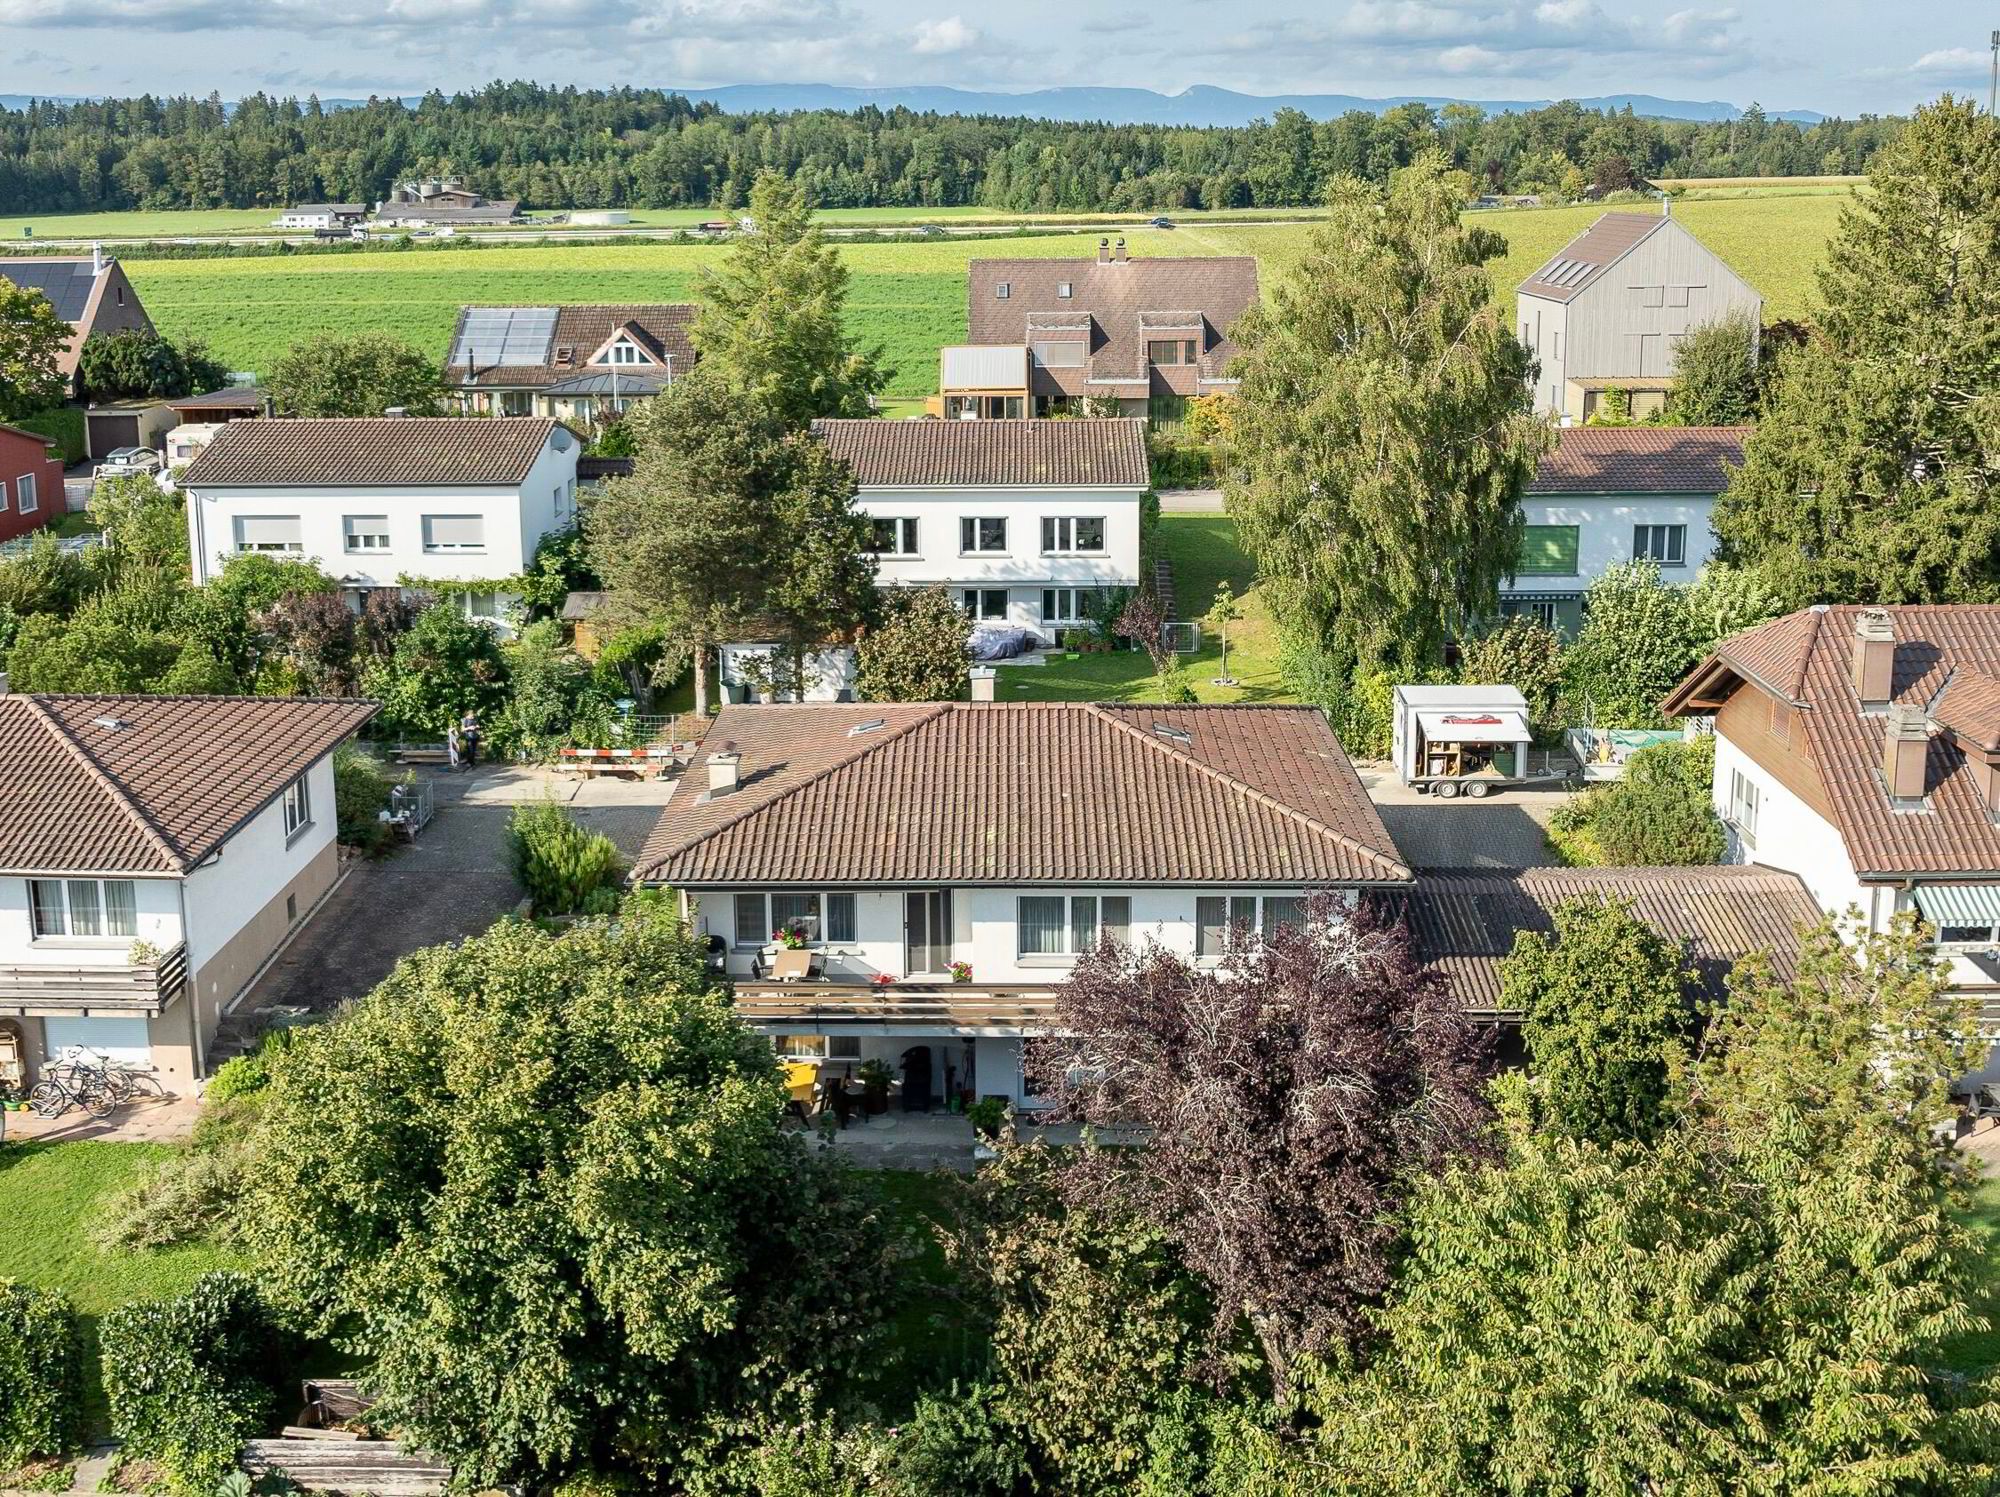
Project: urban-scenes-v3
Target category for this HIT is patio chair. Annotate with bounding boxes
[781,1061,820,1126]
[1968,1081,2000,1128]
[771,948,814,981]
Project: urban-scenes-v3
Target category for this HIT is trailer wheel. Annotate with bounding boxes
[1466,780,1492,800]
[1434,780,1461,799]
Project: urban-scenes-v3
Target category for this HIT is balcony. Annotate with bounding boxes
[0,942,188,1018]
[733,979,1061,1037]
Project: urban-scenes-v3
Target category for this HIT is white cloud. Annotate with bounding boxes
[1908,47,1988,81]
[911,15,977,54]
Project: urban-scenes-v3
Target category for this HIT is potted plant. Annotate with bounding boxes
[858,1057,895,1115]
[870,972,896,988]
[773,923,809,951]
[966,1095,1006,1141]
[948,960,973,985]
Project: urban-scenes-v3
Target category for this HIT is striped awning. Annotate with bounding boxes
[1912,885,2000,928]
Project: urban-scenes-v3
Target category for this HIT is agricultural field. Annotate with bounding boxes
[120,190,1851,397]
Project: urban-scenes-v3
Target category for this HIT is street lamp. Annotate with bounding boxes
[1992,30,1999,116]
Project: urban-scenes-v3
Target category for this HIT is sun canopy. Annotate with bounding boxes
[1912,884,2000,929]
[1417,709,1532,745]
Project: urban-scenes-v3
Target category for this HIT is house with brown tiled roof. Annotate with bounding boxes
[443,304,699,423]
[1665,605,2000,1073]
[1504,424,1748,634]
[946,241,1257,419]
[0,248,154,398]
[0,693,376,1094]
[1518,208,1762,420]
[631,701,1412,1109]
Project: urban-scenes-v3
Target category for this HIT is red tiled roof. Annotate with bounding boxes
[1528,425,1749,495]
[0,695,378,875]
[634,702,1411,887]
[444,304,697,388]
[812,418,1149,487]
[182,418,566,487]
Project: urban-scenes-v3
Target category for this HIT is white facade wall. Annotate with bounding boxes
[0,875,183,969]
[857,483,1144,636]
[184,437,578,594]
[181,754,336,981]
[1710,733,1871,921]
[1505,494,1718,597]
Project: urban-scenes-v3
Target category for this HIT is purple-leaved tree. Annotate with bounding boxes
[1028,894,1491,1408]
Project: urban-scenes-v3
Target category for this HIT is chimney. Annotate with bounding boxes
[1097,237,1110,264]
[969,667,996,702]
[1882,704,1929,802]
[1113,238,1127,263]
[706,744,742,797]
[1850,608,1894,709]
[90,241,104,276]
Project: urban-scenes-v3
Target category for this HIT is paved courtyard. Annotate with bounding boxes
[1354,760,1575,870]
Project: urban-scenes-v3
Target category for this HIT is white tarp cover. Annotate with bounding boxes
[1417,708,1532,744]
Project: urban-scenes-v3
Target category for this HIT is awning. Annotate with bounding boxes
[1912,885,2000,928]
[1417,709,1532,745]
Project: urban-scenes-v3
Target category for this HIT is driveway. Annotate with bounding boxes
[1355,760,1575,870]
[238,767,671,1019]
[1158,488,1224,513]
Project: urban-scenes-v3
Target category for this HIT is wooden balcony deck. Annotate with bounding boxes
[0,943,188,1018]
[733,980,1061,1034]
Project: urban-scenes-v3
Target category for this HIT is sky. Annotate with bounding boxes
[0,0,1989,117]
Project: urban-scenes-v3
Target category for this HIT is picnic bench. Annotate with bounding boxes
[388,744,452,766]
[558,742,699,780]
[238,1380,450,1496]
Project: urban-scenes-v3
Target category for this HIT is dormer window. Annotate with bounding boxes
[1057,282,1072,299]
[603,340,652,366]
[995,282,1010,299]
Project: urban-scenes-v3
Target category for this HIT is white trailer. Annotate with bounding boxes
[1391,684,1539,798]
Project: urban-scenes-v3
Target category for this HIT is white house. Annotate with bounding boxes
[1503,425,1747,634]
[1665,605,2000,1084]
[0,693,377,1092]
[631,701,1414,1109]
[180,417,581,633]
[273,204,365,231]
[811,418,1150,640]
[1518,209,1763,421]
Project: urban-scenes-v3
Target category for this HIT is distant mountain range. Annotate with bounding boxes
[0,85,1827,126]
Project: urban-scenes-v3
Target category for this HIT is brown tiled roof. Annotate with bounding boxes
[812,418,1149,488]
[444,304,697,387]
[1529,426,1748,495]
[181,418,565,487]
[1666,605,2000,876]
[634,702,1411,887]
[1518,213,1665,302]
[1935,669,2000,755]
[1392,866,1820,1016]
[0,695,378,875]
[966,255,1257,396]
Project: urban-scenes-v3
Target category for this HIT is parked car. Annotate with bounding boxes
[913,224,946,237]
[94,447,161,479]
[1149,216,1175,229]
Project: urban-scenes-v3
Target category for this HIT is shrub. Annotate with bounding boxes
[101,1273,291,1495]
[508,801,624,915]
[91,1096,266,1253]
[856,587,972,703]
[332,744,391,854]
[0,1282,84,1465]
[1549,737,1725,867]
[887,1383,1035,1497]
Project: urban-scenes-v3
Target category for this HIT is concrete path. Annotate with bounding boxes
[1355,759,1576,870]
[1158,488,1225,513]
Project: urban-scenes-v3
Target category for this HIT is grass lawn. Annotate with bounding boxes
[859,1168,988,1415]
[999,512,1291,705]
[1945,1172,2000,1378]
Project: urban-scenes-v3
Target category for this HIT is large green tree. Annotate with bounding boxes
[1714,97,2000,607]
[267,330,446,417]
[1663,313,1760,425]
[1227,153,1547,672]
[76,328,228,402]
[691,170,890,426]
[243,909,896,1491]
[856,587,973,702]
[0,278,70,420]
[1559,560,1701,728]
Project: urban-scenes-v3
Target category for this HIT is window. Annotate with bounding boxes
[1728,768,1760,846]
[604,340,651,365]
[867,517,919,556]
[1146,339,1200,366]
[1040,516,1106,554]
[282,773,312,838]
[1638,284,1664,308]
[1041,587,1103,623]
[1031,341,1085,367]
[962,588,1008,620]
[1517,525,1580,576]
[995,282,1010,299]
[460,592,502,622]
[960,516,1008,553]
[732,892,857,948]
[233,515,303,553]
[343,515,390,552]
[777,1034,863,1060]
[30,879,138,939]
[1519,599,1559,628]
[1634,524,1686,567]
[1016,895,1130,959]
[1196,894,1310,957]
[1057,281,1073,299]
[15,474,35,515]
[422,514,485,552]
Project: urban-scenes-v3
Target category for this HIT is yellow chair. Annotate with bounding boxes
[782,1061,820,1122]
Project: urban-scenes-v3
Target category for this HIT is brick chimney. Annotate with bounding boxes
[969,667,996,702]
[705,744,741,797]
[1882,704,1929,801]
[1850,608,1894,709]
[1097,237,1110,265]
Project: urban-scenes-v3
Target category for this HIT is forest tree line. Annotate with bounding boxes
[0,81,1910,216]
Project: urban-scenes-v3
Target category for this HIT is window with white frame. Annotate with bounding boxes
[1016,894,1131,959]
[422,514,485,552]
[733,891,858,948]
[1633,523,1687,567]
[1032,340,1085,367]
[867,517,919,556]
[16,474,35,515]
[282,773,312,838]
[1195,894,1308,957]
[343,515,390,552]
[1041,587,1103,623]
[604,340,652,365]
[776,1034,863,1060]
[460,592,503,623]
[234,515,303,553]
[960,516,1008,554]
[30,878,138,939]
[1727,767,1759,845]
[1040,516,1106,554]
[962,588,1008,620]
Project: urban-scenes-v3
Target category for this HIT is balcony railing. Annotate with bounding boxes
[0,942,189,1017]
[733,979,1061,1035]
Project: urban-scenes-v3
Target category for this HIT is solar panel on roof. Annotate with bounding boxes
[450,306,557,367]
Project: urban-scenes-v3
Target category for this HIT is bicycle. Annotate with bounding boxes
[46,1046,139,1105]
[27,1067,114,1120]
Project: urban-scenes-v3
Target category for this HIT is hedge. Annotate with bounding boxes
[509,800,623,916]
[0,1280,84,1465]
[13,406,84,466]
[100,1272,290,1494]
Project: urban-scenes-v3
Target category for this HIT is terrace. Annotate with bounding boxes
[0,942,188,1018]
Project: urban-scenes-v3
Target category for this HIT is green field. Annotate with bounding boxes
[118,193,1849,397]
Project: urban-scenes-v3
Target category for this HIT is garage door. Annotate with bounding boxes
[42,1016,151,1067]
